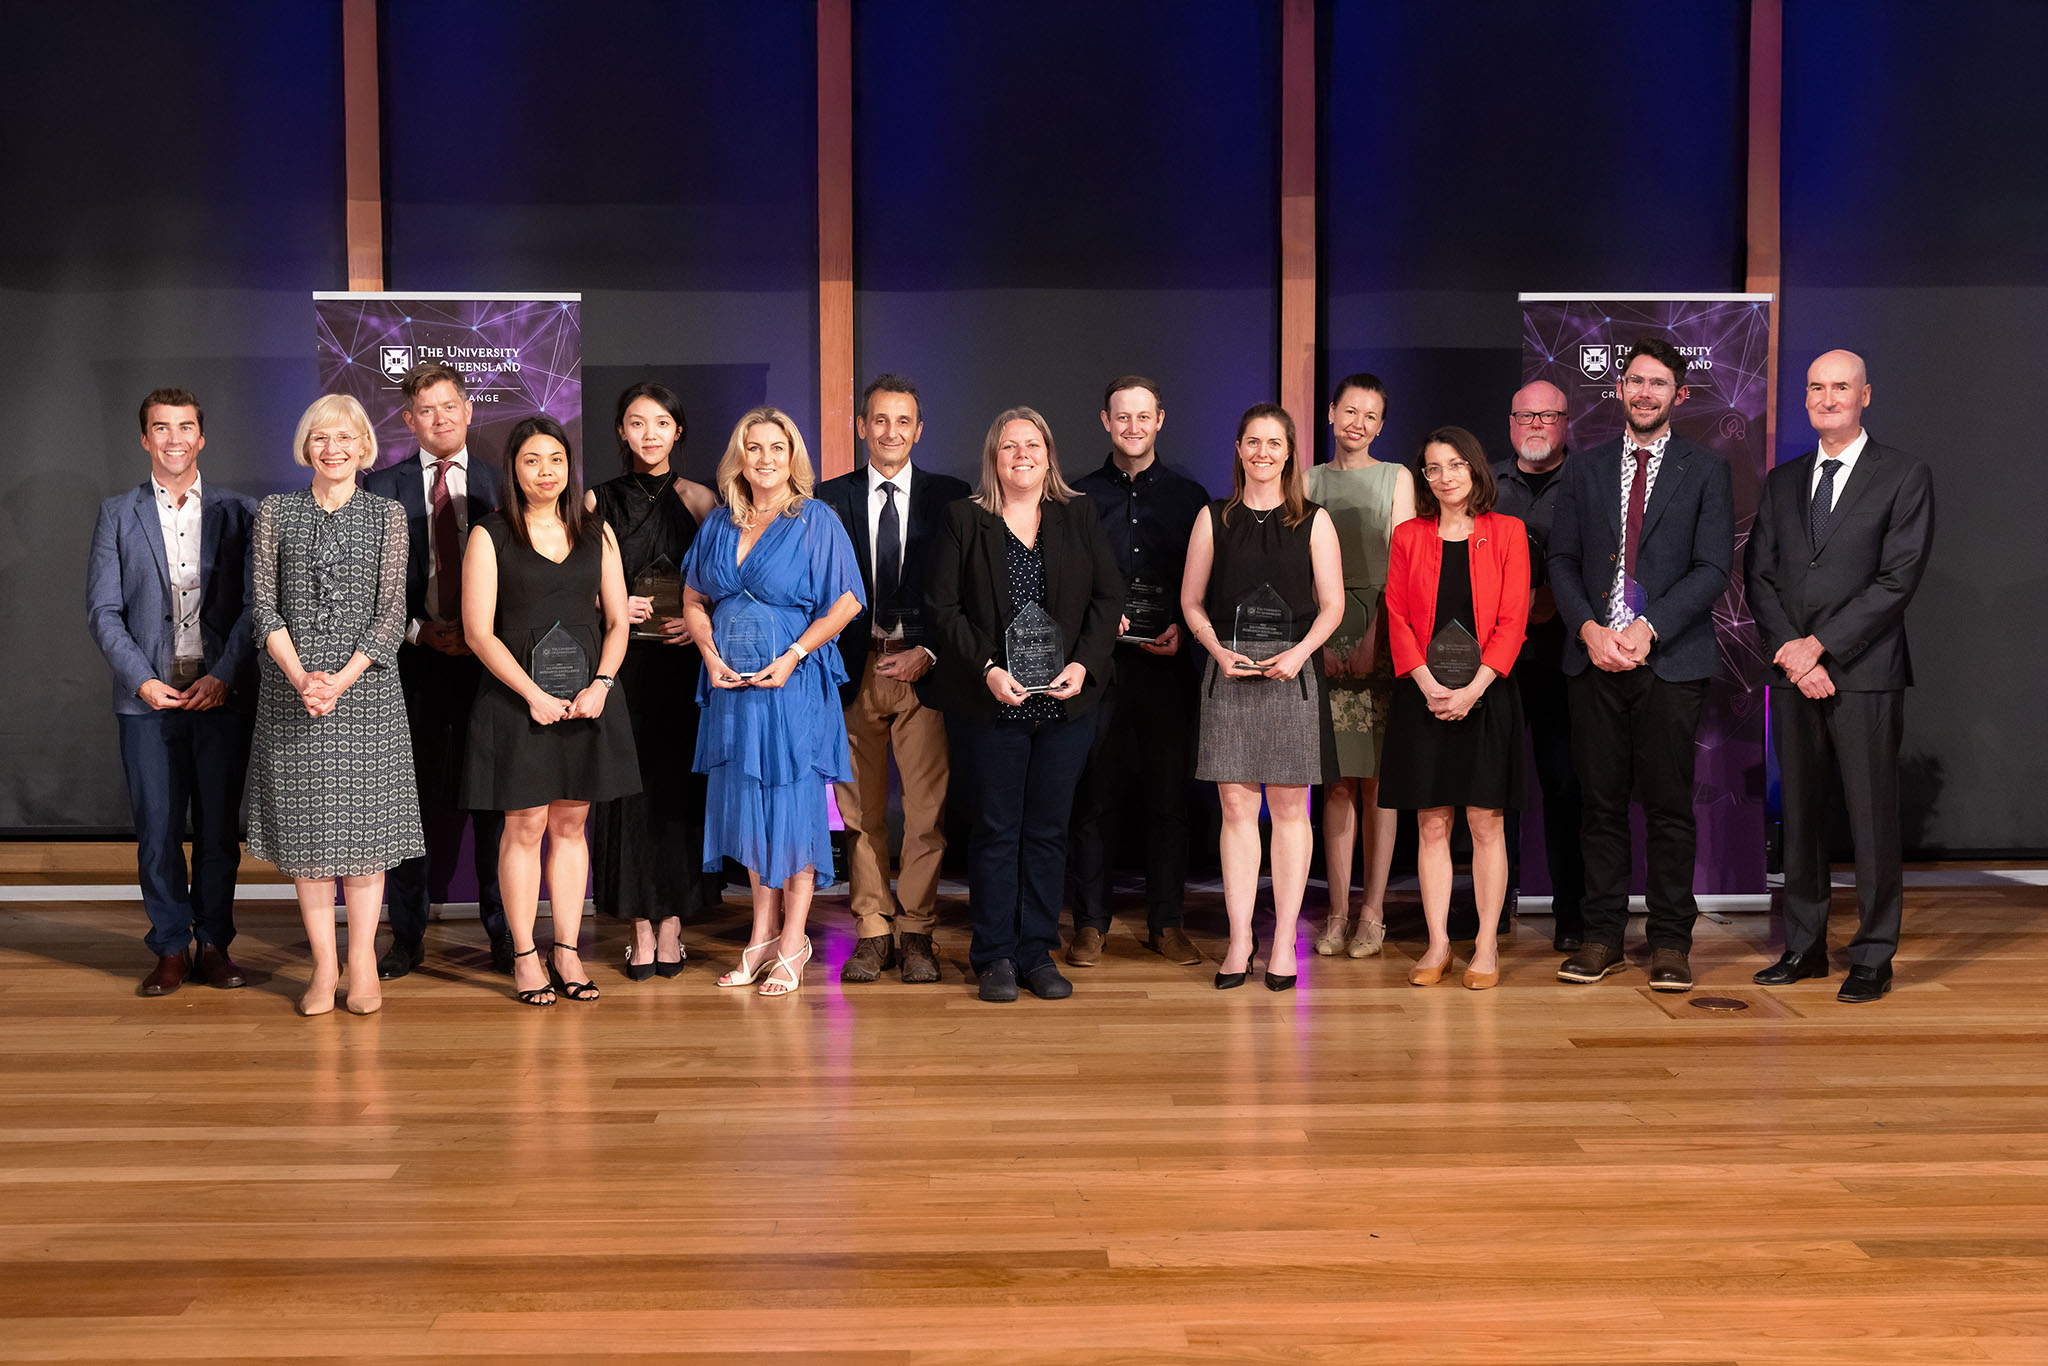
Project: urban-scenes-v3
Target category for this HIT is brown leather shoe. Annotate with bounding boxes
[139,950,191,997]
[1147,925,1203,966]
[1557,941,1628,984]
[899,932,941,984]
[1648,947,1694,993]
[1065,926,1104,967]
[193,943,247,989]
[840,935,896,983]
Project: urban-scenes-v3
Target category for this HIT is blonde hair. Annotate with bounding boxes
[971,406,1077,513]
[715,407,814,527]
[291,393,378,474]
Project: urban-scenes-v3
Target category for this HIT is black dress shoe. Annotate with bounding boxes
[1024,963,1073,1000]
[1837,963,1893,1003]
[977,959,1019,1003]
[488,931,515,976]
[377,941,425,981]
[194,943,247,989]
[1753,943,1829,986]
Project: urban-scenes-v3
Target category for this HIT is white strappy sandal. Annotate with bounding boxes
[757,937,813,997]
[718,939,778,987]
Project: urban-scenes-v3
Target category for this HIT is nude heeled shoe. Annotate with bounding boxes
[1461,964,1499,991]
[1408,947,1455,986]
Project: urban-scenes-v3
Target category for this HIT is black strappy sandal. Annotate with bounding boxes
[511,946,555,1007]
[551,943,600,1002]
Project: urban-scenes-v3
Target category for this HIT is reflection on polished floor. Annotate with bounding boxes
[2,848,2046,1363]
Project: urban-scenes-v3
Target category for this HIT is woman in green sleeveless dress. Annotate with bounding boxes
[1304,374,1415,958]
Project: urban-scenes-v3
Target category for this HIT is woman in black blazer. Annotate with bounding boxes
[926,406,1123,1004]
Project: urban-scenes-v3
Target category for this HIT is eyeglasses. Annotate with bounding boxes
[1621,374,1674,394]
[1510,410,1566,425]
[307,432,363,449]
[1422,459,1470,480]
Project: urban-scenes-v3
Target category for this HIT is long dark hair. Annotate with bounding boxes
[613,382,688,474]
[1221,403,1308,528]
[500,414,589,548]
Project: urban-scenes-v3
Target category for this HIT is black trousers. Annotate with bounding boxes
[957,711,1094,975]
[1569,667,1706,953]
[117,707,253,957]
[1067,648,1195,933]
[1507,644,1585,937]
[1773,686,1904,970]
[387,643,505,948]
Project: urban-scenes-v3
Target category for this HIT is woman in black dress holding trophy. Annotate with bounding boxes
[1378,426,1529,991]
[586,383,720,981]
[461,415,640,1007]
[926,407,1122,1004]
[1180,404,1343,992]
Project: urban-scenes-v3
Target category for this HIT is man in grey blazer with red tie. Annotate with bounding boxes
[1747,350,1934,1003]
[86,387,258,996]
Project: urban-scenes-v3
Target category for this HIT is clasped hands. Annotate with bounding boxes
[526,682,608,725]
[1218,642,1310,683]
[1581,619,1654,672]
[985,661,1086,705]
[295,670,346,718]
[139,675,228,712]
[707,647,800,691]
[1775,634,1835,699]
[1413,666,1485,722]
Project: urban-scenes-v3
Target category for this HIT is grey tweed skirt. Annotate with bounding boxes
[1194,656,1333,786]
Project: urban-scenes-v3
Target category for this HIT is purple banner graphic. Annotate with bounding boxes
[313,293,582,475]
[1520,293,1772,895]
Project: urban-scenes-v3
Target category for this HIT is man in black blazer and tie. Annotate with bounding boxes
[815,375,970,985]
[1548,338,1734,992]
[1747,350,1934,1003]
[86,388,258,995]
[361,361,509,977]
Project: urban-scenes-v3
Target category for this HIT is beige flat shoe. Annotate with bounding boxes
[1313,910,1352,957]
[1347,915,1386,958]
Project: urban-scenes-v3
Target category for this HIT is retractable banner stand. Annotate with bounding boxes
[1518,293,1772,898]
[312,292,583,469]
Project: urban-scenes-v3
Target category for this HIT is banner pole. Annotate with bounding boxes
[341,0,384,292]
[1745,0,1783,465]
[1278,0,1317,442]
[817,0,856,479]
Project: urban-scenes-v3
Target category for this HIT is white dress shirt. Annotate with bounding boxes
[1809,428,1868,514]
[412,446,471,641]
[153,473,204,664]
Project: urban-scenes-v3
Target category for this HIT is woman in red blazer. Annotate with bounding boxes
[1377,426,1529,990]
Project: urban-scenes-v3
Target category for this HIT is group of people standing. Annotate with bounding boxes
[86,338,1932,1012]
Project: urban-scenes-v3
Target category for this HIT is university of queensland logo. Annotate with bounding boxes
[379,345,414,381]
[1579,344,1611,379]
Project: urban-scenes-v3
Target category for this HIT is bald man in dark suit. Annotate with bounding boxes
[1747,349,1934,1003]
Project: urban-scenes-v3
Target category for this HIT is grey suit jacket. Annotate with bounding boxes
[1746,437,1934,691]
[86,479,259,715]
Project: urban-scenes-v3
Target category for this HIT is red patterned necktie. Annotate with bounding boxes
[1622,457,1648,579]
[431,459,461,620]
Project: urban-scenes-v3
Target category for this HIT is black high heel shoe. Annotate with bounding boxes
[624,947,656,983]
[654,945,687,979]
[1214,935,1259,990]
[550,943,600,1002]
[510,946,555,1007]
[1263,965,1298,992]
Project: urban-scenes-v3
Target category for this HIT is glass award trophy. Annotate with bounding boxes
[1230,583,1294,671]
[529,621,592,699]
[629,553,683,641]
[1119,577,1173,644]
[1425,619,1483,688]
[1004,600,1065,694]
[886,598,927,650]
[716,591,780,680]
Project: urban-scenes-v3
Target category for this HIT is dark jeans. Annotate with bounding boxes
[1569,667,1706,954]
[1775,687,1905,970]
[958,711,1095,974]
[117,707,253,957]
[1507,646,1585,937]
[387,643,505,948]
[1067,648,1195,933]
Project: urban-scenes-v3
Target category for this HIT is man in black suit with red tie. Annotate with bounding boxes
[1747,349,1934,1003]
[1548,338,1734,993]
[361,361,509,978]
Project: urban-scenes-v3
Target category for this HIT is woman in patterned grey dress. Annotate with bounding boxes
[247,394,424,1016]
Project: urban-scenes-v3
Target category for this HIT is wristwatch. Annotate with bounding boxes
[595,674,616,688]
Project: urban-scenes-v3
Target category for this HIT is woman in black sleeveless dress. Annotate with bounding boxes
[461,416,640,1007]
[585,383,721,981]
[1179,405,1344,993]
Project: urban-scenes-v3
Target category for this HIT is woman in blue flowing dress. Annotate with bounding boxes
[680,406,864,997]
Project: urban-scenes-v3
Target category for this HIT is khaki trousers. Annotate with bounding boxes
[836,656,949,939]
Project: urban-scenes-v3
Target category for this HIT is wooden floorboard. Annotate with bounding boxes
[0,864,2044,1362]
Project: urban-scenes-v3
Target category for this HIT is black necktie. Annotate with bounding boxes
[1810,458,1842,546]
[876,481,902,626]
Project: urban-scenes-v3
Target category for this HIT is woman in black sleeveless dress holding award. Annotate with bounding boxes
[462,416,640,1007]
[586,383,720,981]
[1379,426,1529,991]
[1179,405,1344,993]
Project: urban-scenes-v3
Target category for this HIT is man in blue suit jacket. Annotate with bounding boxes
[361,362,508,978]
[86,388,258,996]
[1547,339,1734,993]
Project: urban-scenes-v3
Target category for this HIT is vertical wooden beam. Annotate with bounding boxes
[1745,0,1783,464]
[341,0,384,291]
[1278,0,1317,444]
[817,0,856,478]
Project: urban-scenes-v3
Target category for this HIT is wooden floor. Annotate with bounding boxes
[3,854,2047,1363]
